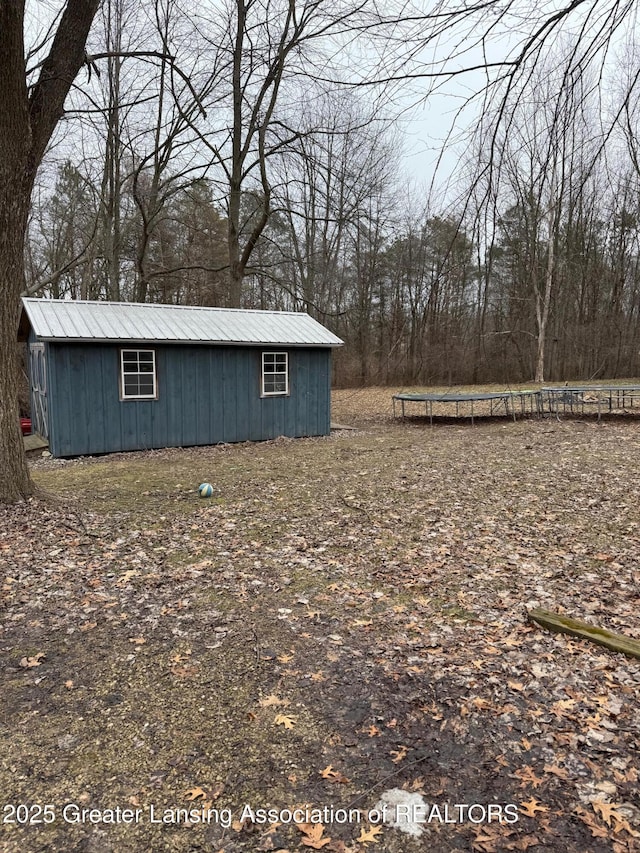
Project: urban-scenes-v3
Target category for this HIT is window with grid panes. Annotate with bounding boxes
[261,352,288,396]
[120,349,157,399]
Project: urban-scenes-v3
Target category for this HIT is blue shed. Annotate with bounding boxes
[19,298,343,458]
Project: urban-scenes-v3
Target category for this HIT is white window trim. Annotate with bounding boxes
[120,349,157,400]
[261,351,289,397]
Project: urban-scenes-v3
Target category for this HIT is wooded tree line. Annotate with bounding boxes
[28,20,640,387]
[28,153,640,386]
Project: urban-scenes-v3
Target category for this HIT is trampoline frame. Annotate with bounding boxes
[392,390,542,425]
[542,385,640,420]
[392,385,640,424]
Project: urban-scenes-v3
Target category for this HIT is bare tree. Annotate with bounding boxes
[271,92,396,317]
[189,0,375,306]
[27,160,102,299]
[479,58,601,380]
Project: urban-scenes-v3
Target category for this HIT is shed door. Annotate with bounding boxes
[29,344,48,439]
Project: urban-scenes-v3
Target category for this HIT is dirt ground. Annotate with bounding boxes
[2,387,640,852]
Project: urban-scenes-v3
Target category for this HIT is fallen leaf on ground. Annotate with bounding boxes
[357,825,383,844]
[297,822,331,849]
[575,807,611,838]
[19,653,45,668]
[259,695,290,708]
[543,764,569,780]
[185,787,207,801]
[390,745,407,763]
[274,713,297,729]
[592,801,625,827]
[520,799,549,817]
[513,766,544,789]
[319,765,350,784]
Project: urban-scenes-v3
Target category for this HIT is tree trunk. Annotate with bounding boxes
[0,183,34,502]
[228,208,243,307]
[0,0,100,503]
[226,0,245,309]
[0,3,34,501]
[534,171,557,384]
[534,229,554,383]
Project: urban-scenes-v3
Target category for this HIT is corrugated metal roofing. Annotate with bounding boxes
[21,298,343,347]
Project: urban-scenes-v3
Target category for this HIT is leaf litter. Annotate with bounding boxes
[1,389,640,851]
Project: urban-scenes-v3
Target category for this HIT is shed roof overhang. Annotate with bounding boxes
[19,298,343,348]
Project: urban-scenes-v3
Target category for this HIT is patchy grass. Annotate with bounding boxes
[2,391,640,852]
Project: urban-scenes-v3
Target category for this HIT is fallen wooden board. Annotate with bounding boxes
[528,608,640,660]
[24,434,49,452]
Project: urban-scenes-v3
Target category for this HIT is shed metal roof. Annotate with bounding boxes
[21,298,343,348]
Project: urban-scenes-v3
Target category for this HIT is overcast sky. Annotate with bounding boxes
[26,0,640,223]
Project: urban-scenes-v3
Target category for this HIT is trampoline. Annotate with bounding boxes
[543,385,640,419]
[392,390,542,425]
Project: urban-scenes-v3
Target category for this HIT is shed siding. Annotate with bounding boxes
[46,343,331,457]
